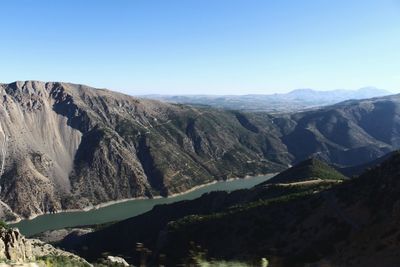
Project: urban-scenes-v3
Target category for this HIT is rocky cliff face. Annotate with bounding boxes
[0,81,399,220]
[0,227,89,265]
[0,228,33,262]
[0,81,286,220]
[0,82,83,218]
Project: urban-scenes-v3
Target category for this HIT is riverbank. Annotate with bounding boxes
[11,173,276,236]
[9,173,276,224]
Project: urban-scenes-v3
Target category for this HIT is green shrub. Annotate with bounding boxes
[37,255,90,267]
[0,220,8,229]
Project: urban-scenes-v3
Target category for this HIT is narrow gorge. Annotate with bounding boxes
[1,81,399,221]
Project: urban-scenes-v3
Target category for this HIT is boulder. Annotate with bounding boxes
[106,255,130,266]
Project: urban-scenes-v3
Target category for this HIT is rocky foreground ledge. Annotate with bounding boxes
[0,227,90,266]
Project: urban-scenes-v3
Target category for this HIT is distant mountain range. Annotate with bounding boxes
[141,87,391,112]
[0,81,399,222]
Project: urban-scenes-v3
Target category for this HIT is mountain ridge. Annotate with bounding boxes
[59,152,400,266]
[0,81,286,220]
[0,80,399,221]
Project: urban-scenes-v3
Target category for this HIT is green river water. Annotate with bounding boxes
[12,174,274,236]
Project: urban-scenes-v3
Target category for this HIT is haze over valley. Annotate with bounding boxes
[141,87,391,112]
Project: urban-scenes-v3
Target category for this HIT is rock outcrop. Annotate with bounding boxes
[106,256,129,266]
[0,228,33,262]
[0,227,89,266]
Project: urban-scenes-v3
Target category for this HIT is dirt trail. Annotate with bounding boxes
[266,179,341,187]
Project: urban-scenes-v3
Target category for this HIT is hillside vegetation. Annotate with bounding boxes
[264,158,347,184]
[156,152,400,266]
[56,152,400,266]
[58,158,348,266]
[1,81,399,220]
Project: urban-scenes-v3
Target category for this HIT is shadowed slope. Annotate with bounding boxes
[1,80,400,220]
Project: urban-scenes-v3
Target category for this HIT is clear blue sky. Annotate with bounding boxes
[1,0,399,95]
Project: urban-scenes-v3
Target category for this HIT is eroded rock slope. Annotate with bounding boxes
[1,81,400,220]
